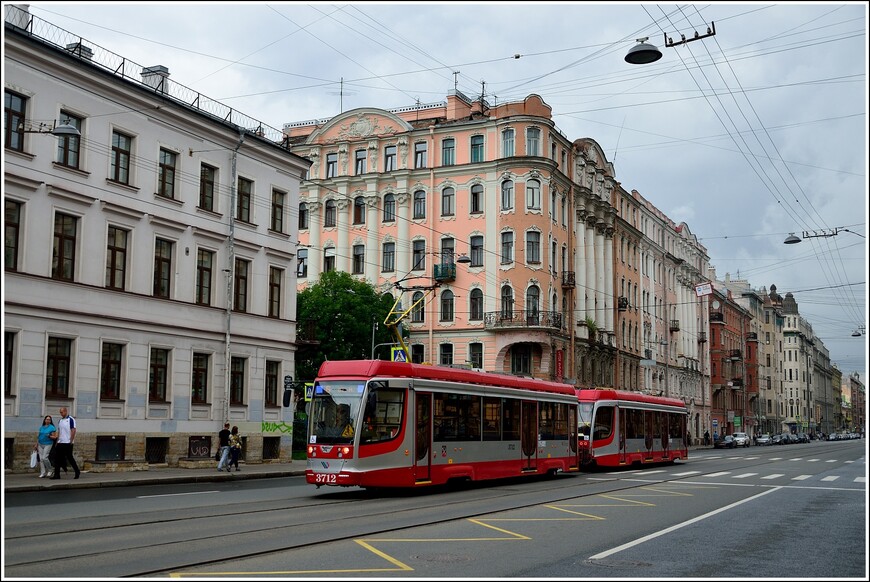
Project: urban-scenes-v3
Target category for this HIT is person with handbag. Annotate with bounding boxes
[34,415,56,478]
[228,426,242,471]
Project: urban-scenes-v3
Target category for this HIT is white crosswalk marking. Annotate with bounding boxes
[790,458,803,461]
[807,459,819,462]
[855,477,866,483]
[821,476,840,482]
[826,459,837,463]
[792,475,811,481]
[762,474,784,480]
[706,471,730,477]
[672,471,701,476]
[734,473,757,479]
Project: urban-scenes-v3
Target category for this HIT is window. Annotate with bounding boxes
[384,145,396,172]
[110,130,132,184]
[265,360,280,407]
[326,153,337,178]
[441,238,455,264]
[237,177,252,222]
[324,200,337,227]
[551,241,558,273]
[500,286,514,319]
[297,249,308,277]
[323,247,335,272]
[551,142,557,161]
[441,187,455,217]
[440,290,454,322]
[46,337,73,398]
[411,291,425,323]
[382,242,395,272]
[470,235,483,267]
[353,196,366,224]
[527,285,540,324]
[383,193,396,222]
[230,356,246,405]
[56,111,82,168]
[440,343,454,366]
[149,347,170,402]
[271,190,285,232]
[158,148,177,199]
[298,202,309,229]
[192,353,209,404]
[470,135,484,163]
[153,238,173,298]
[412,240,426,270]
[413,190,426,219]
[470,184,483,214]
[526,179,541,209]
[502,128,515,157]
[199,164,216,211]
[511,344,532,375]
[501,231,513,264]
[5,331,16,396]
[105,226,128,290]
[411,344,424,364]
[501,180,513,210]
[52,213,77,281]
[526,127,540,156]
[469,342,483,369]
[470,288,484,320]
[441,138,455,166]
[551,190,557,221]
[100,342,123,400]
[352,244,365,274]
[561,196,567,225]
[4,90,26,151]
[5,199,21,271]
[268,266,282,318]
[354,149,366,175]
[414,142,427,168]
[234,258,249,312]
[196,249,214,305]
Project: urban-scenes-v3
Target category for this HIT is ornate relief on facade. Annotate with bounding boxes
[335,114,398,141]
[397,136,409,169]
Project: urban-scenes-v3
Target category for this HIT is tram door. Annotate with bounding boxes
[414,392,432,482]
[618,407,627,465]
[521,400,537,470]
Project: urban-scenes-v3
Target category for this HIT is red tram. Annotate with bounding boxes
[576,388,688,467]
[305,360,580,488]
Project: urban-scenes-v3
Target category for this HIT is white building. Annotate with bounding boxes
[3,5,310,471]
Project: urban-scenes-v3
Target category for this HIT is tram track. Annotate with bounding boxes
[4,443,856,578]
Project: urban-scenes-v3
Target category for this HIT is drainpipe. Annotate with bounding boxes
[224,130,245,423]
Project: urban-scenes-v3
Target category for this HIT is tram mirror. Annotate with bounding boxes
[283,388,293,408]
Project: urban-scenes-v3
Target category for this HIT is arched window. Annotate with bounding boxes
[324,200,336,227]
[526,179,541,209]
[383,193,396,222]
[411,291,425,323]
[440,290,454,322]
[469,288,484,321]
[298,202,309,229]
[413,190,426,219]
[501,180,513,210]
[526,285,540,324]
[470,184,484,214]
[501,286,514,320]
[441,187,455,216]
[353,196,366,224]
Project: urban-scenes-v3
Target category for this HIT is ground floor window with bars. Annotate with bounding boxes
[263,436,281,460]
[145,437,169,463]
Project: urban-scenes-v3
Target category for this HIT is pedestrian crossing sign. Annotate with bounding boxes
[391,347,407,362]
[304,382,314,401]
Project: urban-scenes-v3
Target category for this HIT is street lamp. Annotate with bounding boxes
[852,325,866,337]
[784,227,865,244]
[625,37,662,64]
[18,118,81,137]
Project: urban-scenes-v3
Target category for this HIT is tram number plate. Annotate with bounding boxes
[314,473,337,484]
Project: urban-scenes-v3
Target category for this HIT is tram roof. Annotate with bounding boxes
[576,388,686,409]
[316,360,577,396]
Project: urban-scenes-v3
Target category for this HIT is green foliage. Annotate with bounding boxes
[295,271,395,382]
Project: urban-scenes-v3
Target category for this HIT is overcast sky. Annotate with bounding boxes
[19,1,868,384]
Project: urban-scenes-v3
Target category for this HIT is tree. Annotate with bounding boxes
[295,271,396,382]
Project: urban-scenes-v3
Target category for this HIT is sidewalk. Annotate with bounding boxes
[3,461,306,493]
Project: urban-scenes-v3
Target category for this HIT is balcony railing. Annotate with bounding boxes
[669,319,680,332]
[561,271,575,289]
[433,263,456,282]
[698,331,707,343]
[618,296,629,311]
[730,349,743,361]
[484,310,562,331]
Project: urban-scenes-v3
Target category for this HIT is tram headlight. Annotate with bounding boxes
[307,445,315,456]
[341,446,350,456]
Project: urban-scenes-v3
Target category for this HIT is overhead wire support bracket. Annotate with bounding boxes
[384,281,441,359]
[664,21,716,48]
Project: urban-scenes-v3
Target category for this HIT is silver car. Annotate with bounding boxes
[732,432,750,447]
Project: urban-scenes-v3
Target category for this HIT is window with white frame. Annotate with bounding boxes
[441,138,454,166]
[526,231,541,264]
[502,128,514,157]
[526,179,541,209]
[413,190,426,219]
[470,184,483,214]
[384,145,397,172]
[383,193,396,222]
[470,135,484,163]
[440,290,454,322]
[355,149,366,175]
[326,153,337,178]
[526,127,540,156]
[382,242,395,272]
[469,288,484,321]
[441,187,454,217]
[501,180,513,210]
[470,235,483,267]
[414,142,427,168]
[412,240,426,270]
[501,231,514,264]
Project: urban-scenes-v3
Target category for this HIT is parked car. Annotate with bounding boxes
[797,433,810,443]
[756,433,771,446]
[732,432,750,447]
[771,434,784,445]
[787,433,801,444]
[714,435,736,449]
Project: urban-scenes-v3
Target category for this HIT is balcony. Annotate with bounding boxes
[561,271,575,289]
[730,349,742,361]
[710,312,724,322]
[698,331,707,343]
[746,331,758,340]
[618,296,629,311]
[484,310,563,331]
[433,263,456,282]
[669,319,680,332]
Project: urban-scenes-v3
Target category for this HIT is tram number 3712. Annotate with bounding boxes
[313,473,338,484]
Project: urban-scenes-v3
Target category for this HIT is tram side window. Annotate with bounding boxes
[361,386,405,444]
[433,393,481,441]
[553,403,569,439]
[483,396,501,441]
[503,398,521,440]
[593,405,614,440]
[539,402,555,439]
[668,412,683,439]
[626,409,643,439]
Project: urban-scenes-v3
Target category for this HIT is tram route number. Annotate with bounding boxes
[313,473,337,484]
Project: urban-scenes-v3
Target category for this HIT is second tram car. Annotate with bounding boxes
[305,360,580,488]
[576,389,688,467]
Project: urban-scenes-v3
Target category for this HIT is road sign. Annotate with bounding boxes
[304,382,314,402]
[283,375,293,390]
[391,347,407,362]
[712,419,719,428]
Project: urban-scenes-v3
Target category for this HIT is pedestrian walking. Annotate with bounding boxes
[34,415,56,478]
[229,426,242,471]
[216,422,232,473]
[50,407,80,480]
[703,430,710,446]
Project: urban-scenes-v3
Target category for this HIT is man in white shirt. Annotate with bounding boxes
[50,407,80,479]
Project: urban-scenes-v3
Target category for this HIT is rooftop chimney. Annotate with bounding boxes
[141,65,170,92]
[66,42,94,61]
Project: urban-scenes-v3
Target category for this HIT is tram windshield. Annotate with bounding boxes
[578,402,594,439]
[309,381,365,445]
